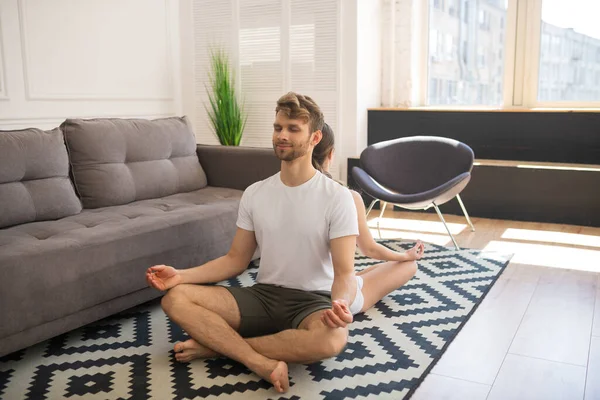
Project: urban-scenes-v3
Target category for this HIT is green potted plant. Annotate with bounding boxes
[206,48,247,146]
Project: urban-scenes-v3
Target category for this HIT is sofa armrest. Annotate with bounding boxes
[196,144,280,190]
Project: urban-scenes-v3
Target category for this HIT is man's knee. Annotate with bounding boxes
[319,327,348,359]
[161,284,193,313]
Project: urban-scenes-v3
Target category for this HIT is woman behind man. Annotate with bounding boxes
[315,123,423,325]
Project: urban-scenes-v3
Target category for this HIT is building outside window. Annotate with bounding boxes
[424,0,600,106]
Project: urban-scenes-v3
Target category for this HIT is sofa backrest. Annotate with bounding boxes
[62,116,207,209]
[0,128,82,228]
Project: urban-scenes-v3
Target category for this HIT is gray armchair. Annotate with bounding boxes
[352,136,475,249]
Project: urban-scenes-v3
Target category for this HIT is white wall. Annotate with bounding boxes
[356,0,382,154]
[0,0,182,130]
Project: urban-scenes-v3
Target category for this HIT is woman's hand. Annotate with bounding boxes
[405,240,425,261]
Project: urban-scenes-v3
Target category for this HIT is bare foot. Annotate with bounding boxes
[173,339,219,362]
[253,360,289,393]
[174,340,289,393]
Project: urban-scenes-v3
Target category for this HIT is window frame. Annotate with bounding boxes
[414,0,600,109]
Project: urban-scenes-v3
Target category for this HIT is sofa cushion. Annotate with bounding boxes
[0,186,242,340]
[62,116,207,209]
[0,127,82,229]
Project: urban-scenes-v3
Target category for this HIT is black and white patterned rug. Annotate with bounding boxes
[0,240,511,400]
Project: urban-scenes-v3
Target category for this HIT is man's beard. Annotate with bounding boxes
[273,139,310,161]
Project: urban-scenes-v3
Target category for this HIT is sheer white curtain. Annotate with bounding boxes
[192,0,340,160]
[381,0,417,107]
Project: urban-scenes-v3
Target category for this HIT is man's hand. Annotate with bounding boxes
[321,299,353,328]
[146,265,182,291]
[405,240,425,261]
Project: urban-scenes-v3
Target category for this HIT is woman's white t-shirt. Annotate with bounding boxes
[236,171,358,292]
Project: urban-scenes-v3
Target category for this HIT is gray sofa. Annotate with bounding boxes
[0,117,279,357]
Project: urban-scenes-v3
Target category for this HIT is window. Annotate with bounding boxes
[403,0,600,108]
[477,46,486,68]
[478,10,491,31]
[448,80,457,100]
[427,0,505,106]
[433,0,445,11]
[429,29,440,61]
[444,34,454,60]
[537,0,600,103]
[429,78,440,103]
[448,0,457,16]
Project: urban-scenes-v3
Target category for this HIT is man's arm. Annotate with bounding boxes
[321,234,357,329]
[320,187,360,328]
[330,235,358,305]
[180,228,258,284]
[147,228,257,290]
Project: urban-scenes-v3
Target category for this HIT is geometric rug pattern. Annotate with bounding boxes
[0,240,511,400]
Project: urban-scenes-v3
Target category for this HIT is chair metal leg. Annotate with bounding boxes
[365,199,378,218]
[432,203,460,250]
[376,202,388,239]
[456,194,475,232]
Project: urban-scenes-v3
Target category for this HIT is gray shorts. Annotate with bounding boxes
[224,283,332,338]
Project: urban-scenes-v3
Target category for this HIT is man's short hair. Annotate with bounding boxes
[275,92,324,133]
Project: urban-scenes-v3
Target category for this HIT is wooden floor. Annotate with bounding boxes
[366,209,600,400]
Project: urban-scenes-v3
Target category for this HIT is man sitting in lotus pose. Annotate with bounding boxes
[146,92,360,394]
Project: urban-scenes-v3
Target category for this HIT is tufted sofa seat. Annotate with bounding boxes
[0,117,280,356]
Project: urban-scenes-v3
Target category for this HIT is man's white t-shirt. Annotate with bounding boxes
[236,171,358,292]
